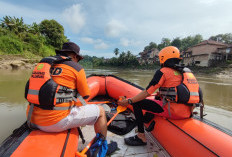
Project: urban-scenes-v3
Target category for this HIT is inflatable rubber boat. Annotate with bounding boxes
[0,74,232,157]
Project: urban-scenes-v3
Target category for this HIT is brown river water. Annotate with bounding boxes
[0,68,232,143]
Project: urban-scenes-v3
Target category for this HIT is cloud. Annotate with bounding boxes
[0,1,56,23]
[120,38,142,47]
[81,49,113,58]
[120,38,130,47]
[62,4,86,34]
[81,37,109,50]
[198,0,217,5]
[81,37,95,44]
[101,0,232,44]
[104,19,127,37]
[94,42,109,49]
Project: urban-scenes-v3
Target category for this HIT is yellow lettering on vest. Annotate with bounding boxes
[187,73,194,78]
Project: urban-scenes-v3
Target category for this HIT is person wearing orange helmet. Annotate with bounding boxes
[118,46,201,146]
[158,46,182,66]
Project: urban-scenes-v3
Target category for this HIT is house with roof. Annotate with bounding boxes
[218,45,232,60]
[138,48,159,64]
[182,40,230,67]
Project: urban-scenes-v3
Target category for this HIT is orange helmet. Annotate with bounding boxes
[158,46,181,65]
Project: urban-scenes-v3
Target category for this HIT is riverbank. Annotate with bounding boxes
[189,63,232,79]
[0,54,40,70]
[213,64,232,79]
[1,54,232,78]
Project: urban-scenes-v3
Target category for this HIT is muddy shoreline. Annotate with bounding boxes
[0,55,39,70]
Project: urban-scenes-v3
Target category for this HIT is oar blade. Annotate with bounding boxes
[117,105,127,112]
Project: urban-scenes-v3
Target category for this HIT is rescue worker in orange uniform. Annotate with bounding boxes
[26,42,107,138]
[118,46,200,146]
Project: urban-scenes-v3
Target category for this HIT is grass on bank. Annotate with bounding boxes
[0,31,55,59]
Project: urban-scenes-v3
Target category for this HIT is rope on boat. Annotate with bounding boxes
[167,119,220,157]
[60,129,71,157]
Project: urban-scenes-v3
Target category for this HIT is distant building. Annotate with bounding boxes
[183,40,230,67]
[218,45,232,61]
[138,48,159,64]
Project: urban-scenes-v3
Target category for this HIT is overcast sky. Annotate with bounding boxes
[0,0,231,57]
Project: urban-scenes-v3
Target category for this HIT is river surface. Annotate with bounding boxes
[0,68,232,143]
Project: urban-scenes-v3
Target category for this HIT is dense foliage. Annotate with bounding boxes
[142,33,232,53]
[79,50,159,69]
[143,34,203,52]
[209,33,232,44]
[0,16,68,57]
[0,16,231,69]
[39,19,68,48]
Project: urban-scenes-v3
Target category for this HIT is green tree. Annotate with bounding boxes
[158,38,171,50]
[114,48,119,56]
[171,37,182,49]
[144,42,157,51]
[1,16,15,30]
[126,51,139,66]
[39,19,67,48]
[180,34,203,51]
[28,22,40,35]
[118,51,126,65]
[0,16,27,34]
[209,33,232,44]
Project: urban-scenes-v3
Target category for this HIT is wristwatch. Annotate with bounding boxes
[128,98,133,104]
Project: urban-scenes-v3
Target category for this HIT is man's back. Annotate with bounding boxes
[27,60,90,126]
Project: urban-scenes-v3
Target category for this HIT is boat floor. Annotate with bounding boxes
[78,124,170,157]
[79,97,170,156]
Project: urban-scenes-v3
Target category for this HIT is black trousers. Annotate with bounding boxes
[132,99,164,133]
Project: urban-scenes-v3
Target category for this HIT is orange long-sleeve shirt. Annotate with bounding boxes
[146,67,192,119]
[27,60,90,126]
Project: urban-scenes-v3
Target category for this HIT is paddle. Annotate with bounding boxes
[87,101,111,104]
[107,105,127,125]
[75,105,127,157]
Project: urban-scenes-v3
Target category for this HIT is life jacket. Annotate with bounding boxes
[25,55,88,130]
[25,55,88,129]
[159,67,202,105]
[24,55,81,110]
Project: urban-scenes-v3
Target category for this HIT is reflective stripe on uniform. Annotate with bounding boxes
[28,89,39,95]
[46,56,58,60]
[53,106,73,110]
[190,92,199,96]
[56,93,76,97]
[159,91,177,96]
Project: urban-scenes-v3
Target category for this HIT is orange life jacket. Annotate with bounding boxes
[25,56,88,129]
[159,67,202,105]
[25,55,78,110]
